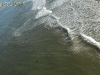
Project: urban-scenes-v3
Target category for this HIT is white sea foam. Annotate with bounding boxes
[35,7,52,19]
[14,0,100,50]
[13,31,21,36]
[27,0,46,10]
[50,0,69,9]
[81,33,100,49]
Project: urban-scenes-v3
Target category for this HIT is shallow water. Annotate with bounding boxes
[0,0,100,75]
[0,25,100,75]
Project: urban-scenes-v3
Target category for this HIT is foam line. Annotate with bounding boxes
[81,33,100,49]
[47,14,73,41]
[49,14,71,33]
[35,7,52,19]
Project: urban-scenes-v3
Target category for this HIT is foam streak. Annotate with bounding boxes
[81,33,100,49]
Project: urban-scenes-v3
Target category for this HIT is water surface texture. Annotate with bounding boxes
[0,0,100,75]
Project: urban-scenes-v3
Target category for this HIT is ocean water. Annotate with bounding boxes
[0,0,100,75]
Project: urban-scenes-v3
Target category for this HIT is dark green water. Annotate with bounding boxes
[0,25,100,75]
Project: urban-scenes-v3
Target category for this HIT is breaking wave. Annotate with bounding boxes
[0,0,100,50]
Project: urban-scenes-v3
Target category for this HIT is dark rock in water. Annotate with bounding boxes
[37,60,39,62]
[32,49,35,52]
